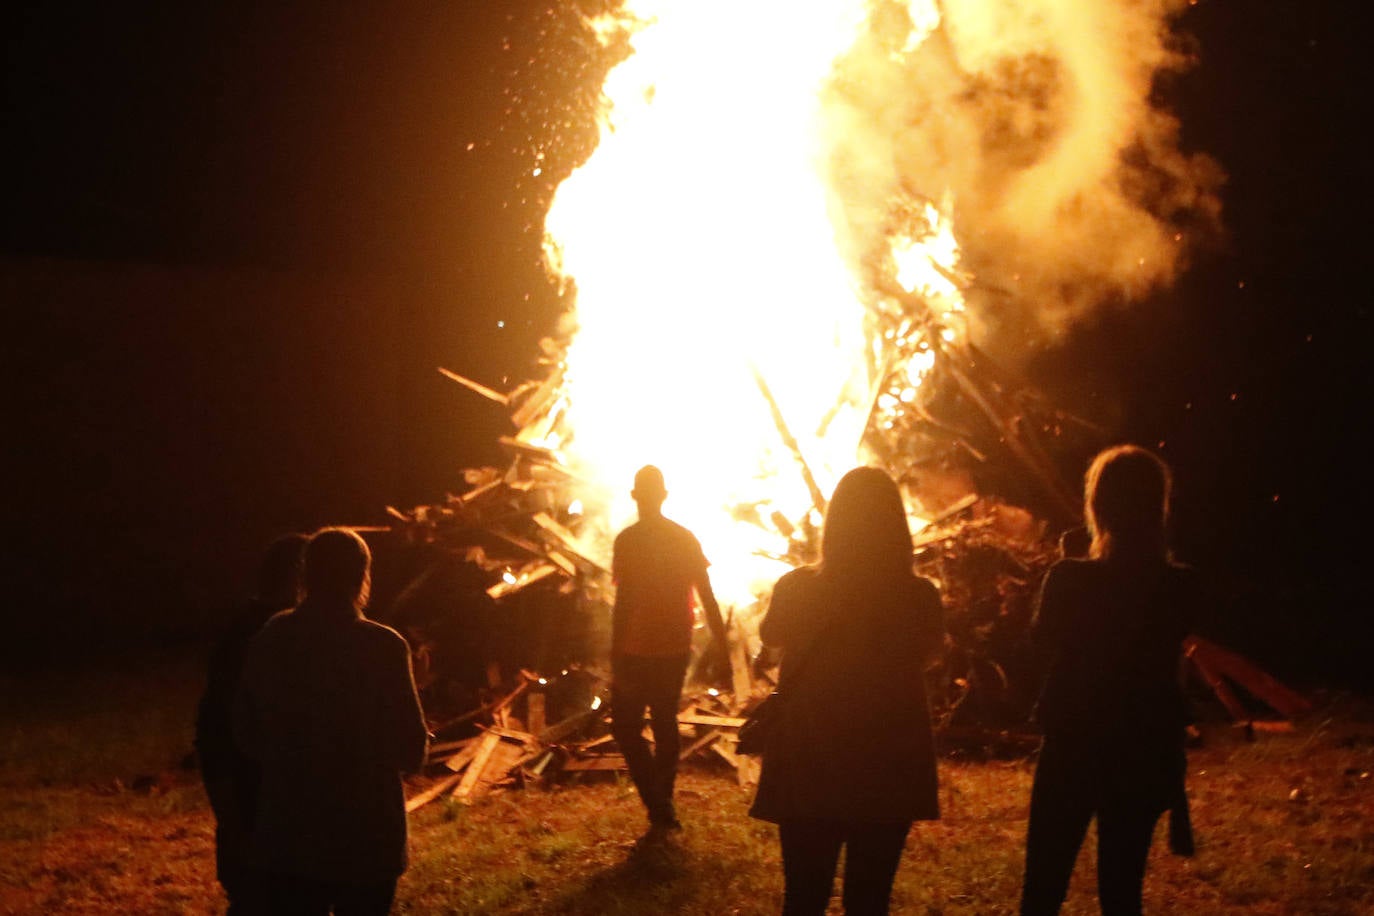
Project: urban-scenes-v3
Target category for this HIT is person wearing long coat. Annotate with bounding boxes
[750,467,945,915]
[235,528,429,916]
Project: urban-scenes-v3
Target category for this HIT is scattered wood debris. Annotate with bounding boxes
[405,681,768,812]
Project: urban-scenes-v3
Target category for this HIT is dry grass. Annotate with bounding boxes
[1,651,1372,914]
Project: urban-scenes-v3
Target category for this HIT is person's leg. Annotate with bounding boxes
[779,820,845,916]
[840,820,912,915]
[1019,741,1098,916]
[331,877,398,916]
[643,654,689,825]
[1095,801,1161,916]
[609,655,657,821]
[264,872,331,916]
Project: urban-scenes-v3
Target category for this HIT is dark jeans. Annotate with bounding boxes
[265,872,397,916]
[203,771,268,915]
[610,652,689,825]
[1020,739,1164,916]
[778,819,912,916]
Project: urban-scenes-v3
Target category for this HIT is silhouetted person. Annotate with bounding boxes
[197,532,307,915]
[750,467,945,915]
[1020,445,1200,916]
[234,528,429,916]
[610,465,728,836]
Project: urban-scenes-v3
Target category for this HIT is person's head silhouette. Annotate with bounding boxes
[256,532,307,608]
[301,527,372,614]
[1084,444,1172,561]
[820,466,912,578]
[631,465,668,517]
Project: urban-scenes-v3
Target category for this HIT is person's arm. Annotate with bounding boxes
[1029,562,1071,658]
[380,630,430,774]
[758,571,801,650]
[690,563,732,683]
[230,642,264,764]
[692,564,728,648]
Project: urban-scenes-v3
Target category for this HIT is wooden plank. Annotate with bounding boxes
[730,617,752,709]
[527,693,546,737]
[676,713,747,728]
[546,550,578,577]
[563,754,627,772]
[486,563,559,599]
[571,733,616,752]
[427,735,479,758]
[538,708,601,745]
[486,725,539,748]
[463,741,530,799]
[735,754,761,787]
[438,367,510,406]
[510,366,564,428]
[531,512,609,573]
[1185,635,1313,720]
[710,739,741,769]
[405,771,465,813]
[443,741,481,773]
[678,728,722,761]
[751,365,828,516]
[453,731,502,800]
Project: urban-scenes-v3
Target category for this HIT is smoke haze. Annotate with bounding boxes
[822,0,1224,347]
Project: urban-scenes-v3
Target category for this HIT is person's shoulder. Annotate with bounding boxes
[663,517,702,546]
[908,573,941,603]
[774,565,820,594]
[355,618,413,652]
[1047,557,1095,581]
[247,607,296,643]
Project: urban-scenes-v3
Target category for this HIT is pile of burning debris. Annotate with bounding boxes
[383,327,1312,806]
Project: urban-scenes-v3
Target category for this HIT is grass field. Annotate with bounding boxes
[1,648,1372,915]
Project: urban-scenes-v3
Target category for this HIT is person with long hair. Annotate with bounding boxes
[1019,445,1201,915]
[749,466,944,915]
[234,528,429,915]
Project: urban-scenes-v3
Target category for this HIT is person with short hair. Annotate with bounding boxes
[610,465,728,837]
[234,527,428,916]
[1019,445,1201,916]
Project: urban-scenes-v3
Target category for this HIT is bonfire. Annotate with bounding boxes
[379,1,1295,803]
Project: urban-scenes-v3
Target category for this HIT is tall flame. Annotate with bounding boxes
[538,0,1218,607]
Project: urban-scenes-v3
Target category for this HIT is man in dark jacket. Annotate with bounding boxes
[196,533,306,914]
[234,527,429,915]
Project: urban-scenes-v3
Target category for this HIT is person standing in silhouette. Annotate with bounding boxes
[1019,445,1200,916]
[750,467,945,915]
[234,527,429,916]
[610,465,728,836]
[196,532,307,915]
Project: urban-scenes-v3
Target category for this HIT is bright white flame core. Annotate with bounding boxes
[545,1,957,604]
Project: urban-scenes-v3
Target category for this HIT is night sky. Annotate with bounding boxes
[5,2,1367,684]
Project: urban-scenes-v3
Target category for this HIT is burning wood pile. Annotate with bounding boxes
[383,308,1094,803]
[384,314,1312,807]
[378,0,1296,802]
